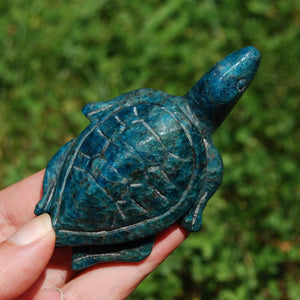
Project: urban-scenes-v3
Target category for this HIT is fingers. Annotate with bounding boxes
[0,171,74,298]
[0,214,55,299]
[138,223,189,272]
[34,288,64,300]
[0,170,45,242]
[61,224,188,300]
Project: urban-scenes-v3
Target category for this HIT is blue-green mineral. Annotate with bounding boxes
[35,46,261,270]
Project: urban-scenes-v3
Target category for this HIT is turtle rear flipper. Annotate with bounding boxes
[71,236,155,270]
[35,139,75,215]
[180,137,223,232]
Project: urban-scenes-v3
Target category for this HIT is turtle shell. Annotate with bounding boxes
[44,100,207,246]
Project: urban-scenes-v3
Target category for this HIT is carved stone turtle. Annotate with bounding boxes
[35,46,260,270]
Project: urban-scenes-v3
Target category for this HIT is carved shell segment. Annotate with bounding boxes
[53,103,207,242]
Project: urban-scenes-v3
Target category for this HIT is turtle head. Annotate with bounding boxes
[186,46,261,133]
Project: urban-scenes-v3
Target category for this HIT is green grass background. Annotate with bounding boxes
[0,1,299,299]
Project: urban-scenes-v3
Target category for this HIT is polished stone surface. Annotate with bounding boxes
[35,46,261,270]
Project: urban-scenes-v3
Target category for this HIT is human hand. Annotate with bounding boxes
[0,171,188,299]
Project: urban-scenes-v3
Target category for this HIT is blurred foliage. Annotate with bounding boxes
[1,0,300,299]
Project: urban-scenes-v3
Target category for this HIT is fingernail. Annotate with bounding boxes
[36,288,64,300]
[8,214,53,246]
[54,288,64,300]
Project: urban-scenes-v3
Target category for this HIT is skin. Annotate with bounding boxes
[0,170,188,300]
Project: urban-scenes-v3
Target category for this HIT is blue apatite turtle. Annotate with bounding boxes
[35,46,260,270]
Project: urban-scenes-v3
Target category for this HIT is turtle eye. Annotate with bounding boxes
[236,78,247,92]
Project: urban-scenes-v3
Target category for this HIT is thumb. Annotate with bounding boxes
[0,213,55,299]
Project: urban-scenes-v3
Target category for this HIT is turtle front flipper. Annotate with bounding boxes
[82,101,112,122]
[82,90,138,122]
[71,236,155,270]
[180,137,223,232]
[35,139,75,215]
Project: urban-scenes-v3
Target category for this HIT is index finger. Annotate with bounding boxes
[0,170,45,241]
